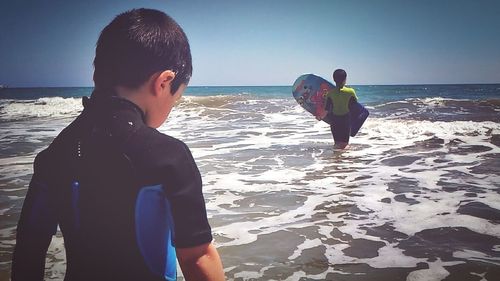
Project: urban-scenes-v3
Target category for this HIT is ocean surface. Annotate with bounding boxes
[0,84,499,280]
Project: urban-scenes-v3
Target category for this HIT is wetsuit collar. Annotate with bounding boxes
[83,95,146,124]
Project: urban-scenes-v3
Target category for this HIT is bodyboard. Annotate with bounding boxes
[292,74,369,135]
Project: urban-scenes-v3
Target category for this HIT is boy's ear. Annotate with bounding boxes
[153,70,176,96]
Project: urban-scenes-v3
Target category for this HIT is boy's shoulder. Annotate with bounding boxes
[327,87,356,97]
[139,126,191,156]
[42,114,192,168]
[341,86,356,95]
[124,125,197,173]
[127,126,199,183]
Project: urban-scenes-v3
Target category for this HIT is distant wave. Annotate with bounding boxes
[1,95,499,123]
[372,97,500,122]
[0,97,83,121]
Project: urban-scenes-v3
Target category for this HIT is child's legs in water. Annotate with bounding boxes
[330,114,350,149]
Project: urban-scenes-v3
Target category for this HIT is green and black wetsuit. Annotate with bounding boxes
[324,86,358,143]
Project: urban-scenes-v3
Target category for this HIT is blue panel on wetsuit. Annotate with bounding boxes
[349,101,369,137]
[135,185,176,281]
[71,181,80,229]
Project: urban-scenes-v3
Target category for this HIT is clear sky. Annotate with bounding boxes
[1,0,499,87]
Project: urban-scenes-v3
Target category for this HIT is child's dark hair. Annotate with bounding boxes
[93,8,192,96]
[333,69,347,85]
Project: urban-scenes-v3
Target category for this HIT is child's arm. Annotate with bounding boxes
[177,242,225,281]
[323,95,330,112]
[319,95,332,120]
[348,96,357,108]
[11,151,57,280]
[164,141,225,280]
[350,87,358,101]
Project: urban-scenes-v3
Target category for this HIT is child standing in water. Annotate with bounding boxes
[12,8,225,281]
[322,69,358,149]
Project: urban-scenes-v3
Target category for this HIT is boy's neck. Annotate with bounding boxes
[335,82,346,89]
[115,85,149,116]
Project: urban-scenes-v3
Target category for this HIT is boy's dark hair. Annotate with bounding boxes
[93,8,192,96]
[333,69,347,85]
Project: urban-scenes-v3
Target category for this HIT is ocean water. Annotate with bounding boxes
[0,84,499,280]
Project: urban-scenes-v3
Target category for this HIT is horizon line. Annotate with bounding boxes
[2,82,500,89]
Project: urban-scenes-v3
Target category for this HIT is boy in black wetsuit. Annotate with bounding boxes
[11,8,225,281]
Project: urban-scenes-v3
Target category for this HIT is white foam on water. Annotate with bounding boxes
[214,193,325,247]
[0,206,13,216]
[320,236,424,269]
[177,96,494,278]
[44,235,67,280]
[179,98,500,278]
[0,226,16,240]
[0,97,82,120]
[283,269,334,281]
[0,155,36,180]
[453,249,500,266]
[406,259,464,281]
[3,95,500,279]
[470,272,488,281]
[288,238,323,260]
[233,271,261,280]
[368,245,424,268]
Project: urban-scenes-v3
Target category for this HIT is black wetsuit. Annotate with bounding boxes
[12,96,212,281]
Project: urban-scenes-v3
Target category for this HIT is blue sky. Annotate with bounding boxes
[1,0,499,87]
